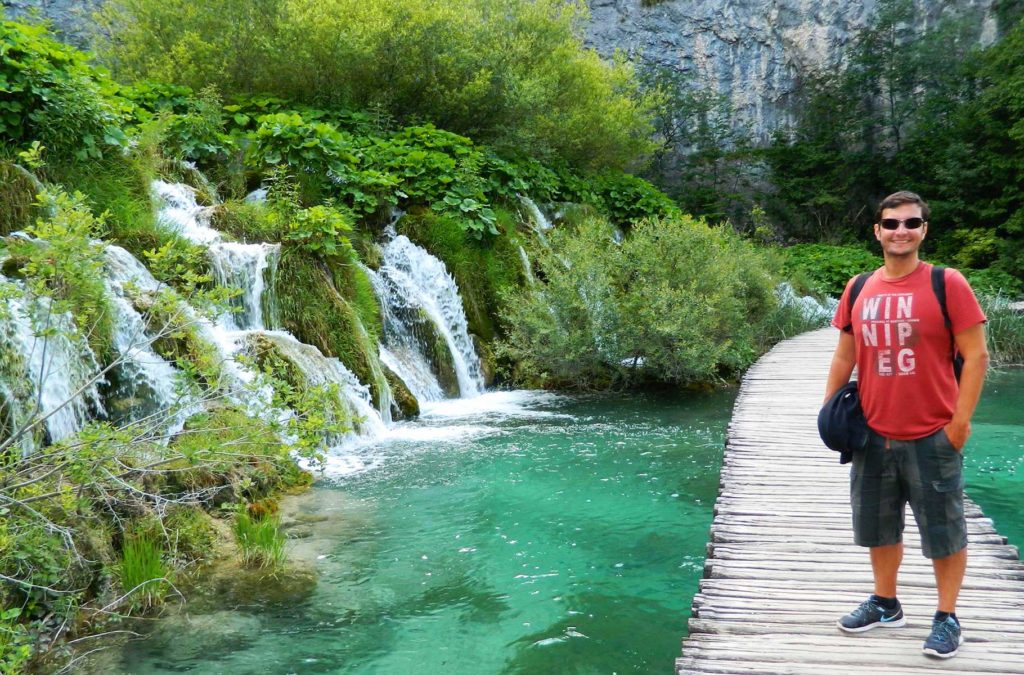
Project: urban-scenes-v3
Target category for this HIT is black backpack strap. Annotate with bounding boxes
[842,272,872,333]
[930,265,952,331]
[931,265,964,381]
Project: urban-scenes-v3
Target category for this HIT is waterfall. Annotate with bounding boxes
[103,246,190,433]
[365,233,485,402]
[149,181,389,446]
[520,196,553,232]
[208,242,281,331]
[258,333,386,441]
[0,277,104,449]
[152,180,222,244]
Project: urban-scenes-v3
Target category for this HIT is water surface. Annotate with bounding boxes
[101,370,1024,674]
[112,389,734,674]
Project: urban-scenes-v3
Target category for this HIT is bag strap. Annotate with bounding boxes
[841,272,872,333]
[931,265,964,381]
[930,265,952,331]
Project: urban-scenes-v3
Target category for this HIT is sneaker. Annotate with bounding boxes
[837,597,906,632]
[923,616,963,658]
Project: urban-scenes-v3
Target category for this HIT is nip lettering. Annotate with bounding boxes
[860,293,919,376]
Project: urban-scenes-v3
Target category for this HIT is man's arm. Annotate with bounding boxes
[944,322,989,450]
[824,331,856,404]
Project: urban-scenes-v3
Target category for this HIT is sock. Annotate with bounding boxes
[935,611,959,625]
[871,594,898,610]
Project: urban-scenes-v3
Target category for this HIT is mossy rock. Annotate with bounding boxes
[275,250,388,409]
[380,362,420,420]
[471,334,496,387]
[0,161,43,237]
[415,309,459,398]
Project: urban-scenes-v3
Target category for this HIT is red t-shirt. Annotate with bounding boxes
[831,263,986,440]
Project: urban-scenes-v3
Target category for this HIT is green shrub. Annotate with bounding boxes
[97,0,655,169]
[780,243,882,296]
[233,508,285,569]
[8,189,114,356]
[1,19,128,160]
[499,214,782,388]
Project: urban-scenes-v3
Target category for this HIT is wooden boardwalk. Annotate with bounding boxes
[678,327,1024,674]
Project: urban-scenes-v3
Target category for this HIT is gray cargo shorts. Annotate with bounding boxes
[850,427,967,559]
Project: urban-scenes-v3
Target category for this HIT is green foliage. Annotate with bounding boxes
[583,171,681,226]
[980,293,1024,366]
[119,530,169,608]
[233,508,285,569]
[0,19,128,160]
[9,189,113,356]
[98,0,655,169]
[780,243,883,296]
[285,204,357,259]
[0,606,32,674]
[500,214,787,388]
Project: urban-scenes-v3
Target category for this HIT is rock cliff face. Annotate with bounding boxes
[2,0,104,48]
[585,0,998,139]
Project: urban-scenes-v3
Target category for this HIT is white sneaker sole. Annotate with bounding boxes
[923,634,964,658]
[837,616,907,633]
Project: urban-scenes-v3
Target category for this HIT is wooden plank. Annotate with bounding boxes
[681,327,1024,674]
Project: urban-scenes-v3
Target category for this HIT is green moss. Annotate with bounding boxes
[0,161,43,237]
[381,365,419,419]
[210,200,281,242]
[275,250,387,408]
[397,207,523,342]
[47,153,165,260]
[331,263,382,342]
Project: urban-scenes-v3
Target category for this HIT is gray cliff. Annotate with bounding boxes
[584,0,998,139]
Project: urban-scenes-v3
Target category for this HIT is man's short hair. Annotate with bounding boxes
[875,191,930,222]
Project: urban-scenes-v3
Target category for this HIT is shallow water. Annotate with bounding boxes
[99,371,1023,674]
[109,389,734,674]
[963,368,1024,550]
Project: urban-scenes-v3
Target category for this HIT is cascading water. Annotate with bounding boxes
[208,241,280,331]
[365,232,485,402]
[149,180,389,447]
[102,246,189,433]
[0,277,104,449]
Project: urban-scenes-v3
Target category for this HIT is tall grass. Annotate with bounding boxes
[120,532,169,608]
[981,294,1024,367]
[233,509,286,570]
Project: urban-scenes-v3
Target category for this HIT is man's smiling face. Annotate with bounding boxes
[875,202,927,259]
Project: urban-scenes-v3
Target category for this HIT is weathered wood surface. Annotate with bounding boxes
[678,327,1024,674]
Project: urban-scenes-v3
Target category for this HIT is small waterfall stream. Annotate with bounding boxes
[0,280,104,448]
[366,230,485,402]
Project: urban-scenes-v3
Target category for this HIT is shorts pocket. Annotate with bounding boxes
[932,474,964,493]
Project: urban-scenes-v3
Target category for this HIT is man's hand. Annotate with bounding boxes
[943,420,971,451]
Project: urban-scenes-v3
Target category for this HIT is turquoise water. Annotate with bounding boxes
[108,389,734,674]
[964,368,1024,551]
[100,371,1023,674]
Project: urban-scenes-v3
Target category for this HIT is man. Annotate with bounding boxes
[824,191,989,659]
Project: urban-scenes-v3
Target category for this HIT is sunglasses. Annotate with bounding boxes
[879,217,926,230]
